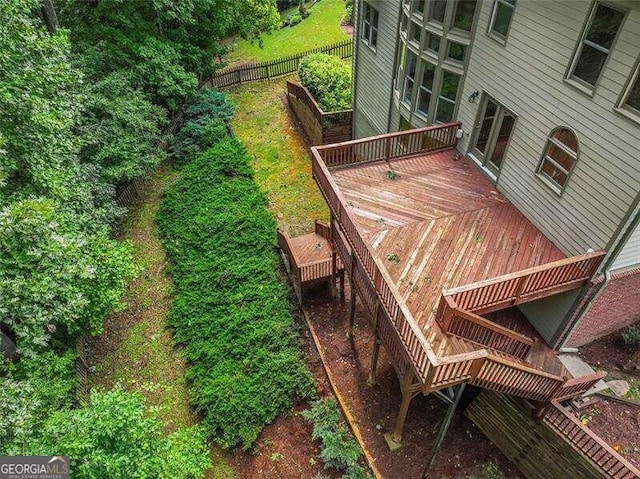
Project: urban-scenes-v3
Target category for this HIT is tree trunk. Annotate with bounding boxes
[41,0,59,34]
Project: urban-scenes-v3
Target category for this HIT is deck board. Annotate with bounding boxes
[332,150,569,370]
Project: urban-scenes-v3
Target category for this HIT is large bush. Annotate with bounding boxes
[10,388,211,478]
[298,53,352,112]
[157,96,314,449]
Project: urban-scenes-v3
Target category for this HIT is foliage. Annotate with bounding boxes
[341,4,353,26]
[157,100,315,449]
[0,349,76,451]
[620,324,640,350]
[290,13,303,26]
[301,398,369,479]
[231,0,349,62]
[0,199,135,356]
[299,2,311,19]
[298,53,352,112]
[78,72,167,184]
[10,388,211,478]
[171,88,234,165]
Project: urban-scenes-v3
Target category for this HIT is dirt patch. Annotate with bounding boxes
[340,24,354,37]
[580,330,640,371]
[582,398,640,468]
[301,284,523,479]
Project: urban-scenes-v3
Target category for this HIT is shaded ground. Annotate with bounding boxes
[305,285,523,479]
[580,330,640,371]
[85,165,233,478]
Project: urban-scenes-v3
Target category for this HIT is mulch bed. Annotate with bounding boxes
[580,330,640,371]
[583,398,640,468]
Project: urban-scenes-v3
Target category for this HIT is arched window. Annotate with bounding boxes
[537,127,578,192]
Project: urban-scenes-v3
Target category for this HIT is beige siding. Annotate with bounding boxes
[612,215,640,270]
[457,1,640,256]
[353,0,401,137]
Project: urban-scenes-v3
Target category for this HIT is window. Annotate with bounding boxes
[452,1,477,31]
[537,128,579,191]
[410,21,422,45]
[416,0,426,15]
[417,62,436,117]
[425,32,441,53]
[488,0,515,41]
[447,42,466,62]
[429,0,447,24]
[402,51,418,105]
[617,59,640,119]
[362,2,379,49]
[567,2,625,90]
[435,71,461,122]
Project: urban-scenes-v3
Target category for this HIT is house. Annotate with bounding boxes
[291,0,640,476]
[349,0,640,350]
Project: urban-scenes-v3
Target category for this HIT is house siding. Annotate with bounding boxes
[352,0,401,138]
[456,0,640,257]
[611,214,640,270]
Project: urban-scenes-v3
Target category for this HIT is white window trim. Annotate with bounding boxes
[614,56,640,124]
[487,0,515,45]
[361,2,379,50]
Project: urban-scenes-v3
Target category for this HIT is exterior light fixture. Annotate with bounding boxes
[468,90,479,103]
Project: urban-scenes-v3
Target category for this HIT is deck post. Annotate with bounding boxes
[421,384,466,478]
[368,309,381,386]
[392,370,416,443]
[330,251,338,298]
[348,282,356,336]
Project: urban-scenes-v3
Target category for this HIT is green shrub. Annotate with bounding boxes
[341,5,353,26]
[298,54,352,112]
[290,13,303,26]
[171,89,235,165]
[301,398,369,478]
[10,388,211,478]
[158,129,314,450]
[299,3,310,19]
[621,324,640,350]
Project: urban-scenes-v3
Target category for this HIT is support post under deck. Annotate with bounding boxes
[392,370,416,443]
[347,258,357,336]
[368,336,380,387]
[421,384,466,478]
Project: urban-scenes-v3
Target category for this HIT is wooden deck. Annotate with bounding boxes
[333,150,566,339]
[310,124,605,417]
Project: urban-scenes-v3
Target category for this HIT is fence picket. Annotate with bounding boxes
[211,39,353,89]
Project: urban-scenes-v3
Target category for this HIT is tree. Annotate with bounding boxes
[8,388,211,478]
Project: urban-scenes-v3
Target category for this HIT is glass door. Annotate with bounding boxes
[470,95,516,176]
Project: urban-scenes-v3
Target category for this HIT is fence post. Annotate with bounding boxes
[266,63,271,80]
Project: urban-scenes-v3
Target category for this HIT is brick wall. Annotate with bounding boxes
[567,267,640,348]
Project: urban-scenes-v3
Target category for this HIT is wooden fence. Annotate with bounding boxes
[211,39,353,89]
[286,81,352,145]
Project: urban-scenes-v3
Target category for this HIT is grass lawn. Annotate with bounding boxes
[229,0,348,63]
[229,76,329,235]
[89,167,233,479]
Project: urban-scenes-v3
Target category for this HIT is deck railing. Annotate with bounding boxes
[318,122,461,169]
[444,251,605,314]
[436,296,534,360]
[314,220,331,240]
[544,400,640,479]
[311,126,606,404]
